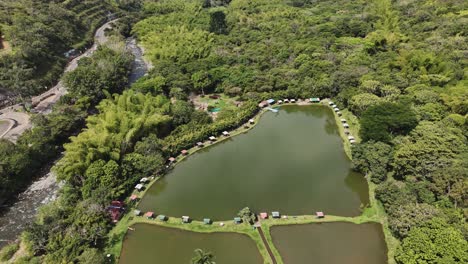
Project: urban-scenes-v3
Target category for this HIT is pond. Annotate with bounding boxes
[138,105,369,220]
[119,224,263,264]
[271,222,388,264]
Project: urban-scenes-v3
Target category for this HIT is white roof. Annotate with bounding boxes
[350,139,356,144]
[135,184,143,190]
[329,102,334,105]
[209,136,216,140]
[223,131,229,135]
[291,99,296,102]
[348,136,355,140]
[343,123,349,127]
[249,119,255,122]
[140,177,148,183]
[340,118,346,122]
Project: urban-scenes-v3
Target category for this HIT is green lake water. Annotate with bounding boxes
[271,222,388,264]
[138,105,369,220]
[119,224,263,264]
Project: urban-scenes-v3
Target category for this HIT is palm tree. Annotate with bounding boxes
[191,248,215,264]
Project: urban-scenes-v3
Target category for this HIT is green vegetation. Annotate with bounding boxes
[191,248,216,264]
[3,0,466,263]
[0,0,117,98]
[0,242,19,262]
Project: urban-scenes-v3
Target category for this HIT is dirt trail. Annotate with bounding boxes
[257,226,278,264]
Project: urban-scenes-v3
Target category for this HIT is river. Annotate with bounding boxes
[0,26,148,248]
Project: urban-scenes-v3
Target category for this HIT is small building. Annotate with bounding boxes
[340,118,347,123]
[316,211,325,218]
[182,216,190,223]
[181,149,188,155]
[310,97,320,103]
[267,99,275,104]
[343,123,350,128]
[197,142,204,147]
[284,99,289,103]
[350,139,356,144]
[134,209,141,216]
[333,107,340,112]
[290,99,296,103]
[234,217,242,224]
[331,104,337,108]
[249,119,255,124]
[135,184,144,191]
[140,177,149,183]
[328,101,334,106]
[222,131,230,136]
[344,129,350,135]
[158,215,167,221]
[130,194,138,201]
[348,135,355,141]
[168,157,176,163]
[278,100,283,104]
[272,211,280,218]
[209,136,217,141]
[258,101,268,108]
[204,218,212,225]
[145,211,155,219]
[260,212,268,219]
[109,209,122,223]
[337,111,342,116]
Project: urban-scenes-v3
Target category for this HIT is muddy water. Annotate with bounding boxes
[271,222,388,264]
[119,224,263,264]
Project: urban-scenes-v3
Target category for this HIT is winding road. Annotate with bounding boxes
[0,19,118,142]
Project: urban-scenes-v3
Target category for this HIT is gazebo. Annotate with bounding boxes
[337,111,342,116]
[222,131,230,136]
[350,139,356,144]
[182,216,190,223]
[234,217,242,224]
[310,97,320,103]
[158,215,167,221]
[284,99,289,103]
[272,211,280,218]
[278,100,283,104]
[267,99,275,104]
[209,136,217,141]
[168,157,176,163]
[328,101,334,105]
[290,99,296,103]
[145,212,154,219]
[249,119,255,124]
[135,184,143,191]
[140,177,149,183]
[134,209,141,216]
[340,118,347,123]
[130,194,138,202]
[203,218,212,225]
[181,149,188,155]
[316,211,325,218]
[260,212,268,219]
[343,123,350,128]
[197,142,204,147]
[348,136,355,141]
[334,107,340,112]
[344,129,350,135]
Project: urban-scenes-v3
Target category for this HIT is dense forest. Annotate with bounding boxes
[0,0,117,101]
[0,0,466,263]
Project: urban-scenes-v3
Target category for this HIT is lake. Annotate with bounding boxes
[138,105,369,220]
[271,222,388,264]
[119,224,263,264]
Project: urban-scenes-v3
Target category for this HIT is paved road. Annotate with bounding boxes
[0,19,118,141]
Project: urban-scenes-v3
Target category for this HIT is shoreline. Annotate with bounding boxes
[108,100,394,264]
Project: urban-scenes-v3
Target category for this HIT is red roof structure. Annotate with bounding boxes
[260,212,268,219]
[316,211,325,218]
[145,211,155,218]
[130,195,138,201]
[181,150,188,155]
[109,210,121,223]
[168,157,176,162]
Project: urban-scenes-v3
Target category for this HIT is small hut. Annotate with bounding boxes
[284,99,289,103]
[145,211,155,219]
[203,218,212,225]
[350,139,356,144]
[290,99,296,103]
[135,184,144,191]
[331,104,337,108]
[158,215,167,221]
[234,217,242,224]
[344,129,350,135]
[316,212,325,218]
[267,99,275,105]
[258,101,268,108]
[272,211,280,218]
[249,119,255,124]
[197,142,204,147]
[343,123,350,128]
[260,212,268,219]
[278,100,283,104]
[130,194,138,202]
[134,209,141,216]
[333,107,340,112]
[337,111,342,116]
[209,136,217,141]
[340,118,347,123]
[168,157,176,163]
[140,177,149,183]
[182,216,190,223]
[328,101,334,105]
[222,131,230,136]
[348,135,355,141]
[310,97,320,103]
